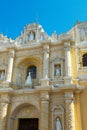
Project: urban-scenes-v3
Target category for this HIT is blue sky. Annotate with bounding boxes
[0,0,87,39]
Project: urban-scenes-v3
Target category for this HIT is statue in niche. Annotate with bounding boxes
[19,38,23,44]
[0,71,5,80]
[40,35,44,40]
[55,65,61,76]
[29,32,35,40]
[25,72,32,86]
[56,118,62,130]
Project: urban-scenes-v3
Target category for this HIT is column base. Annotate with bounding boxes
[64,76,72,84]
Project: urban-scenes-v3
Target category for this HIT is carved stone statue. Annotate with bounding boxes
[56,118,62,130]
[25,72,32,86]
[55,65,61,76]
[29,32,35,40]
[0,71,5,80]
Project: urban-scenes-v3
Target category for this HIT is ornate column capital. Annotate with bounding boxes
[64,42,71,47]
[43,44,50,53]
[0,95,11,103]
[40,92,50,101]
[64,42,71,51]
[8,50,15,58]
[65,92,75,100]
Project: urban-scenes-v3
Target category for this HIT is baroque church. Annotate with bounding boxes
[0,22,87,130]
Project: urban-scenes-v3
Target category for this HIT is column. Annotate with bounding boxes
[40,44,50,86]
[6,50,15,82]
[43,44,49,79]
[0,95,10,130]
[40,92,49,130]
[65,92,75,130]
[64,42,72,84]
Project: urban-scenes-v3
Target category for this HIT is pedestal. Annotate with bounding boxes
[64,76,72,84]
[40,78,50,86]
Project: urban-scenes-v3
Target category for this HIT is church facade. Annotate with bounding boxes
[0,22,87,130]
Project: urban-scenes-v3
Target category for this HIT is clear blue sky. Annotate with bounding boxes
[0,0,87,39]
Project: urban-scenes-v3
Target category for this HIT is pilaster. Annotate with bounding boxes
[75,93,82,130]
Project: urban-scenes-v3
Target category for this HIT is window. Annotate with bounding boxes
[27,66,36,79]
[82,54,87,66]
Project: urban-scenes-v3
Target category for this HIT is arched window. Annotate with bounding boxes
[27,66,37,79]
[29,31,35,41]
[82,54,87,66]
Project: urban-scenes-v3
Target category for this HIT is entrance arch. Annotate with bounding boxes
[9,103,40,130]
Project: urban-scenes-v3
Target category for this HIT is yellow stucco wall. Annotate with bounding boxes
[80,83,87,130]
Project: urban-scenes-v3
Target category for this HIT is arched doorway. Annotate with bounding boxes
[9,104,40,130]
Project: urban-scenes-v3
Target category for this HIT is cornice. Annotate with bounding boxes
[0,83,84,96]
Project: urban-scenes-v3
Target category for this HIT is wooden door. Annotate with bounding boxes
[19,118,38,130]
